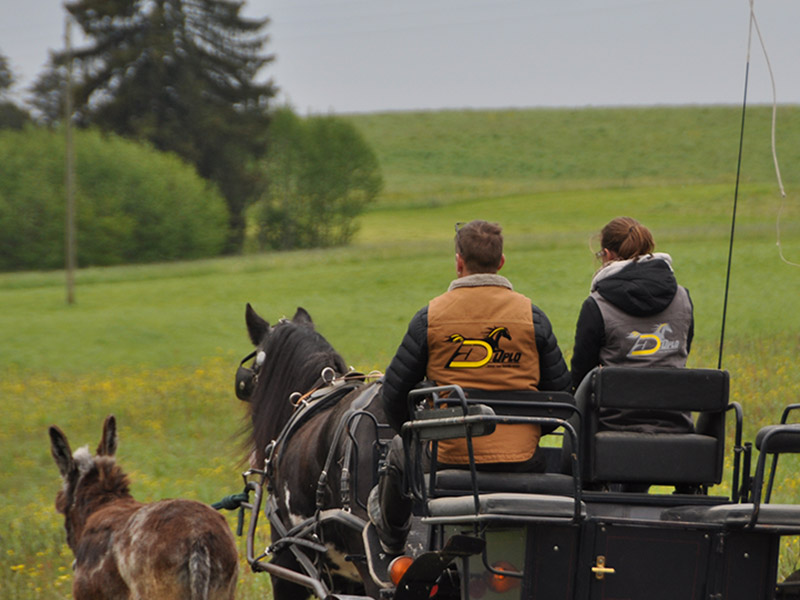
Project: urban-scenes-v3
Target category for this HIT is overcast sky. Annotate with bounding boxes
[1,0,798,114]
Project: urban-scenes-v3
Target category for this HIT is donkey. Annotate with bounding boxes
[49,415,239,600]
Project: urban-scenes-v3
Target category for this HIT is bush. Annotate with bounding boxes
[254,108,383,250]
[0,127,229,270]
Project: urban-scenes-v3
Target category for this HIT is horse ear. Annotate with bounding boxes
[292,307,314,328]
[49,425,74,477]
[245,303,270,346]
[98,415,118,457]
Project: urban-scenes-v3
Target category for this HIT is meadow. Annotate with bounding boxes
[2,105,800,598]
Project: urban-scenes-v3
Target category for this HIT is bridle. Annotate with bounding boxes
[235,349,265,401]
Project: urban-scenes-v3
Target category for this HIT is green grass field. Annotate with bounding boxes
[2,105,800,598]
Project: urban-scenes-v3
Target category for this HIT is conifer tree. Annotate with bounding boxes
[0,51,31,129]
[37,0,276,251]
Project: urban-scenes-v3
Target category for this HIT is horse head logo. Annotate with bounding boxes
[627,322,679,357]
[485,326,511,350]
[445,326,511,369]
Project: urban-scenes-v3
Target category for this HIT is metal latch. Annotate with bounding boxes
[592,555,616,580]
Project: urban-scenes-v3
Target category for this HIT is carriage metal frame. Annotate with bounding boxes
[234,366,800,600]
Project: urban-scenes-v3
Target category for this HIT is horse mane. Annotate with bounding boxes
[248,319,348,466]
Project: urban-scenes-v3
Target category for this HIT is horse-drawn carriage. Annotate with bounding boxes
[229,305,800,600]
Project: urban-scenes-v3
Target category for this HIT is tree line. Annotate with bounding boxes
[0,0,382,271]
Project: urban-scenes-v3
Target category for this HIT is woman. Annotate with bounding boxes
[571,216,694,433]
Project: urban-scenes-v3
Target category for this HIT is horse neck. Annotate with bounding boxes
[257,357,332,439]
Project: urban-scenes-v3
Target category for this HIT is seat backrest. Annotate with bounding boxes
[402,385,580,500]
[592,367,729,412]
[753,420,800,505]
[576,366,730,488]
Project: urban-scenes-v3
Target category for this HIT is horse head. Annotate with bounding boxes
[49,415,131,550]
[485,326,511,349]
[244,303,348,466]
[654,322,674,338]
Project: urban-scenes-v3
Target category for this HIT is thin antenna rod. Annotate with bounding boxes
[719,5,755,370]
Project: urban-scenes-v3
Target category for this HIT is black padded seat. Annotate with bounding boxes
[593,431,720,484]
[749,423,800,507]
[426,492,585,523]
[662,504,800,530]
[575,367,730,488]
[432,470,576,497]
[756,424,800,454]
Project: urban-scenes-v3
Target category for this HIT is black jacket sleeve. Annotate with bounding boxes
[381,306,429,433]
[570,296,605,391]
[532,304,571,393]
[685,287,694,354]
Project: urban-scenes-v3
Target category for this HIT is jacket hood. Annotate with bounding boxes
[592,253,678,317]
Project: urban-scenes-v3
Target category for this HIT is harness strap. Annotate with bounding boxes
[265,370,371,484]
[315,381,383,512]
[263,370,385,568]
[338,383,385,510]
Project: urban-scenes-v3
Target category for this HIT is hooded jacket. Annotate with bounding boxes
[571,253,694,389]
[571,253,694,433]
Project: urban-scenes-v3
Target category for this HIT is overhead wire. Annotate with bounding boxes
[746,0,796,267]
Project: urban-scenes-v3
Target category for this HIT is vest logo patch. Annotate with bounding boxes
[444,326,522,368]
[627,323,682,357]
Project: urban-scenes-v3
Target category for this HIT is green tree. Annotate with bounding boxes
[0,127,228,271]
[255,108,383,250]
[0,50,31,129]
[33,0,276,253]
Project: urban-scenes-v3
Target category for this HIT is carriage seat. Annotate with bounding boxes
[575,366,730,489]
[425,492,586,525]
[422,389,579,497]
[403,386,582,519]
[432,468,576,497]
[663,413,800,530]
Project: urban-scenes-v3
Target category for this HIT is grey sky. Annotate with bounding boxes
[1,0,798,114]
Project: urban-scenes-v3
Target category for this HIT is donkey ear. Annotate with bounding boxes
[97,415,118,457]
[49,425,74,477]
[292,307,314,328]
[245,303,270,346]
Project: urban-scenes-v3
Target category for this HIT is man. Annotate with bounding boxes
[369,220,571,554]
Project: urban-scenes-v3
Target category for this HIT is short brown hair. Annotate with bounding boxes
[455,220,504,273]
[601,217,654,260]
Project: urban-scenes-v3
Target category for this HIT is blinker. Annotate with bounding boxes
[235,350,265,401]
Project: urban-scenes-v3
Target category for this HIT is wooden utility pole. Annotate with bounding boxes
[64,12,77,304]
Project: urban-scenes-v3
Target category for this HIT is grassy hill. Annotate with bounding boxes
[2,105,800,598]
[3,105,798,373]
[347,105,800,206]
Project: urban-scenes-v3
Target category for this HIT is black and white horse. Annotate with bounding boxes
[241,304,388,600]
